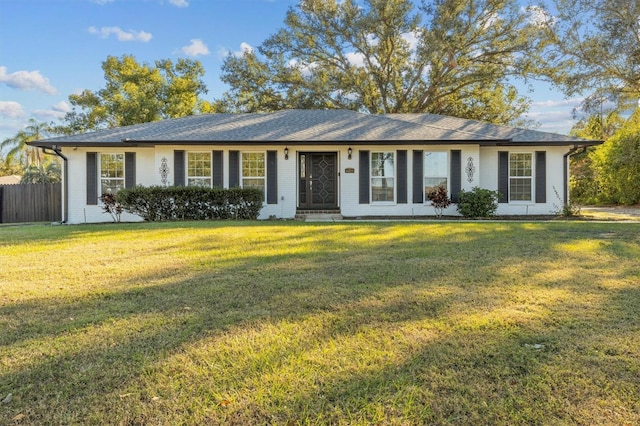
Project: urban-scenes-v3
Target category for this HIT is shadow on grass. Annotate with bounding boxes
[1,221,639,424]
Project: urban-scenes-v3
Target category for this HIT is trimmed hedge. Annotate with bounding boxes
[116,186,263,221]
[456,187,500,218]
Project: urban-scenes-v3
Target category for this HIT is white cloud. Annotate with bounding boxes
[88,26,152,42]
[216,47,230,59]
[52,100,72,113]
[239,42,254,55]
[525,5,556,28]
[169,0,189,7]
[33,101,72,120]
[402,31,420,51]
[0,101,26,119]
[181,39,210,56]
[288,59,318,77]
[530,98,584,109]
[345,52,366,68]
[218,42,254,59]
[479,12,499,30]
[522,97,585,135]
[0,66,57,95]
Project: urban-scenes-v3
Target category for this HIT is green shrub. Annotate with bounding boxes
[116,186,263,221]
[457,187,500,218]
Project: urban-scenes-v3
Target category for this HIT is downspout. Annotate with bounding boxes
[563,145,587,206]
[42,145,68,223]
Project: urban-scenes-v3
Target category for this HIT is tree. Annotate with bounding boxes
[63,55,211,132]
[0,157,21,177]
[540,0,640,113]
[589,110,640,205]
[0,119,51,168]
[571,111,625,141]
[21,163,62,184]
[217,0,548,125]
[568,112,625,203]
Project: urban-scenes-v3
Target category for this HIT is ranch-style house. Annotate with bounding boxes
[28,109,600,223]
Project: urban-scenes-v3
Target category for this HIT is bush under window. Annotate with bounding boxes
[457,187,500,218]
[116,186,263,221]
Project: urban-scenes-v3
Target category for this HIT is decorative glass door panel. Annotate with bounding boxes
[299,153,337,209]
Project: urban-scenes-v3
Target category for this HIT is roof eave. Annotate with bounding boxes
[28,138,600,148]
[492,140,603,147]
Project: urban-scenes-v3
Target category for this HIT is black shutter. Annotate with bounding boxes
[359,150,370,204]
[125,152,136,189]
[450,150,461,203]
[213,150,224,188]
[229,150,240,188]
[412,150,423,203]
[174,150,185,186]
[86,152,97,205]
[498,151,509,203]
[535,151,546,203]
[267,150,278,204]
[397,150,407,204]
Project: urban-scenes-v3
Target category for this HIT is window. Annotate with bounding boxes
[371,151,395,202]
[424,152,448,199]
[100,153,124,195]
[509,153,532,201]
[242,152,265,196]
[187,152,212,187]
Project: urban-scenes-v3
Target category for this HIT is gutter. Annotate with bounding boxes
[42,145,68,223]
[563,145,588,206]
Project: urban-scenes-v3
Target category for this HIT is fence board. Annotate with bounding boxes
[0,183,62,223]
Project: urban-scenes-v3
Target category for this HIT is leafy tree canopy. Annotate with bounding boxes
[0,157,22,177]
[568,112,625,203]
[62,55,212,133]
[570,111,626,140]
[21,163,62,184]
[540,0,640,114]
[217,0,549,125]
[589,109,640,205]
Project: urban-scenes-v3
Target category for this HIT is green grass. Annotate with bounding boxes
[1,221,639,425]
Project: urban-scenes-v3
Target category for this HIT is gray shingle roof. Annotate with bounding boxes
[386,113,589,143]
[30,109,597,147]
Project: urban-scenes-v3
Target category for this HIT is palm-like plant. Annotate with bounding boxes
[20,163,62,184]
[0,119,51,168]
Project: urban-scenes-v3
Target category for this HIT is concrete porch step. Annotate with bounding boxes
[295,209,343,222]
[302,213,344,222]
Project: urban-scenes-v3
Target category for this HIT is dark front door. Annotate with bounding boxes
[299,152,338,209]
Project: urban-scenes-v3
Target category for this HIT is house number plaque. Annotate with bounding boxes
[344,167,355,173]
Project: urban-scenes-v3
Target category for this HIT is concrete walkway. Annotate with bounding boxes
[581,206,640,220]
[301,206,640,223]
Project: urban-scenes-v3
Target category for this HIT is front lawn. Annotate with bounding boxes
[1,221,639,424]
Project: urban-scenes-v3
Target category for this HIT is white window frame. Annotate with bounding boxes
[424,151,448,202]
[187,151,213,187]
[370,151,396,203]
[99,153,125,196]
[241,151,266,200]
[509,152,533,202]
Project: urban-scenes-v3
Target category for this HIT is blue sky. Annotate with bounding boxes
[0,0,582,144]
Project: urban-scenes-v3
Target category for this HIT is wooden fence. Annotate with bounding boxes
[0,183,62,223]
